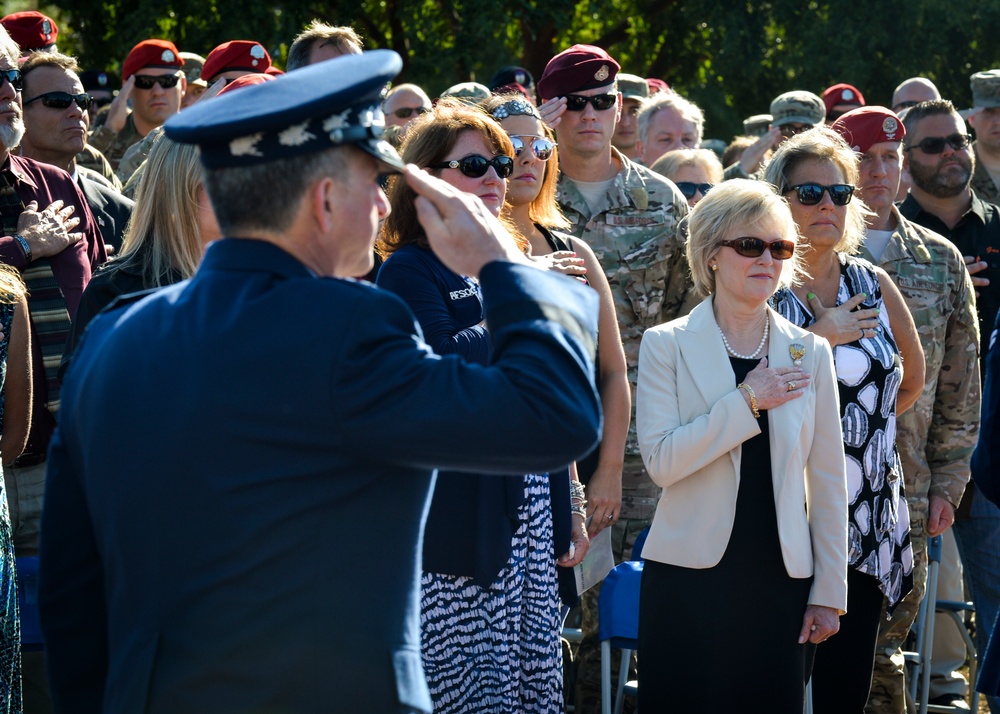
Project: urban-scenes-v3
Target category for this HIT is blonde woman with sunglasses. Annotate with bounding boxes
[766,127,924,713]
[636,178,848,712]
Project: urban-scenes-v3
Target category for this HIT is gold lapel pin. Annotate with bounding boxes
[789,343,806,366]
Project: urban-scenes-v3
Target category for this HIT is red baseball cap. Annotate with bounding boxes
[201,41,272,83]
[822,83,865,117]
[123,39,184,81]
[831,106,906,154]
[1,11,58,53]
[537,44,620,101]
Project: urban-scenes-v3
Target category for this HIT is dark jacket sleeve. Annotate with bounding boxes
[972,313,1000,505]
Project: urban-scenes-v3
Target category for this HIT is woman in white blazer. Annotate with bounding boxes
[636,179,848,712]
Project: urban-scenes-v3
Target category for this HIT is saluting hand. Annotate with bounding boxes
[538,97,567,130]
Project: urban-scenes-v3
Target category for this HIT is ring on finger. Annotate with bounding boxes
[788,381,795,391]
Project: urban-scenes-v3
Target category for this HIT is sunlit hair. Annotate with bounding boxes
[0,263,25,304]
[637,92,705,146]
[687,179,804,298]
[762,126,871,255]
[378,99,522,257]
[481,92,570,231]
[0,26,19,66]
[115,134,205,287]
[286,21,363,71]
[649,148,724,184]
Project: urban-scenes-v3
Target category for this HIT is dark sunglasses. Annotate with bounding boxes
[0,69,23,92]
[429,154,514,179]
[720,237,796,260]
[509,135,556,161]
[675,182,713,199]
[388,106,429,120]
[132,73,182,90]
[904,133,971,154]
[779,123,812,138]
[785,183,855,206]
[564,93,617,112]
[24,91,94,111]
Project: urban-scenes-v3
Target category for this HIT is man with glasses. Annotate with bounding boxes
[770,90,825,143]
[89,38,185,174]
[0,27,106,711]
[833,106,982,714]
[538,43,692,714]
[382,83,432,143]
[901,98,1000,713]
[19,52,134,253]
[969,70,1000,205]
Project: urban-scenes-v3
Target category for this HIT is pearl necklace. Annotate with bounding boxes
[719,314,769,359]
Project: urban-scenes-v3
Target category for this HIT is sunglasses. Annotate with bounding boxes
[429,154,514,179]
[720,237,796,260]
[132,73,182,90]
[508,135,556,161]
[0,69,23,92]
[388,106,429,120]
[785,183,855,206]
[564,93,617,112]
[675,182,713,199]
[904,133,971,154]
[24,91,94,111]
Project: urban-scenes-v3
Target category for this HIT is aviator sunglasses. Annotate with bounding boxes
[132,73,182,90]
[508,135,556,161]
[904,133,971,154]
[785,183,855,206]
[24,92,94,111]
[675,182,714,199]
[564,93,617,112]
[0,69,23,92]
[720,237,796,260]
[429,154,515,178]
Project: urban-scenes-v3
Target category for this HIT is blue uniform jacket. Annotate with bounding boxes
[38,238,601,713]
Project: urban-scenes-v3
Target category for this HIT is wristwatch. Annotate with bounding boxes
[13,234,32,263]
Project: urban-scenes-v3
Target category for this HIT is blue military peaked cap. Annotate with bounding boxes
[164,49,406,172]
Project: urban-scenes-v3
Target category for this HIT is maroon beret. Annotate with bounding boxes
[1,11,58,53]
[646,77,670,95]
[831,106,906,154]
[264,66,285,77]
[123,39,184,81]
[822,83,865,117]
[217,72,275,97]
[537,44,620,101]
[201,41,272,83]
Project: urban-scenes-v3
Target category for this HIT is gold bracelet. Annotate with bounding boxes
[737,383,760,418]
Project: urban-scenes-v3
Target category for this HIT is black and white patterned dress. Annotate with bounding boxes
[772,253,913,608]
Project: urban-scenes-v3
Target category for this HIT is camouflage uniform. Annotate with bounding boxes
[556,149,693,713]
[972,142,1000,205]
[75,144,122,190]
[861,208,982,714]
[88,113,142,173]
[116,126,162,187]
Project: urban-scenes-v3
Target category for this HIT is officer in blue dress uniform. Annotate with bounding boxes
[37,50,602,713]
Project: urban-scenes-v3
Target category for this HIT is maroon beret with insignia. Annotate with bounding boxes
[822,83,865,117]
[1,11,59,53]
[831,106,906,154]
[201,41,272,83]
[537,44,620,101]
[123,39,184,81]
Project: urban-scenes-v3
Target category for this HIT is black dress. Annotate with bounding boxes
[638,357,813,712]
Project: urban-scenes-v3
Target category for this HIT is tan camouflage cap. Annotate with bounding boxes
[617,73,649,100]
[743,114,773,136]
[440,81,491,106]
[769,90,824,127]
[971,69,1000,109]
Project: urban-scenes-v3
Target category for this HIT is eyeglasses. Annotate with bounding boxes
[903,133,971,154]
[429,154,514,178]
[24,92,94,111]
[0,69,23,92]
[720,237,796,260]
[675,182,713,199]
[387,106,429,120]
[564,93,617,112]
[132,73,182,90]
[785,183,855,206]
[779,123,812,138]
[508,135,556,161]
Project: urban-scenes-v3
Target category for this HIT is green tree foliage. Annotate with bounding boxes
[31,0,1000,140]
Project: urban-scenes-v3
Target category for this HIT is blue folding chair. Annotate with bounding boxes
[599,560,642,714]
[16,556,43,652]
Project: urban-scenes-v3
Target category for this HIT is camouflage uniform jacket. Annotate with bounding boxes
[556,149,693,469]
[972,142,1000,205]
[860,207,981,510]
[88,113,142,172]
